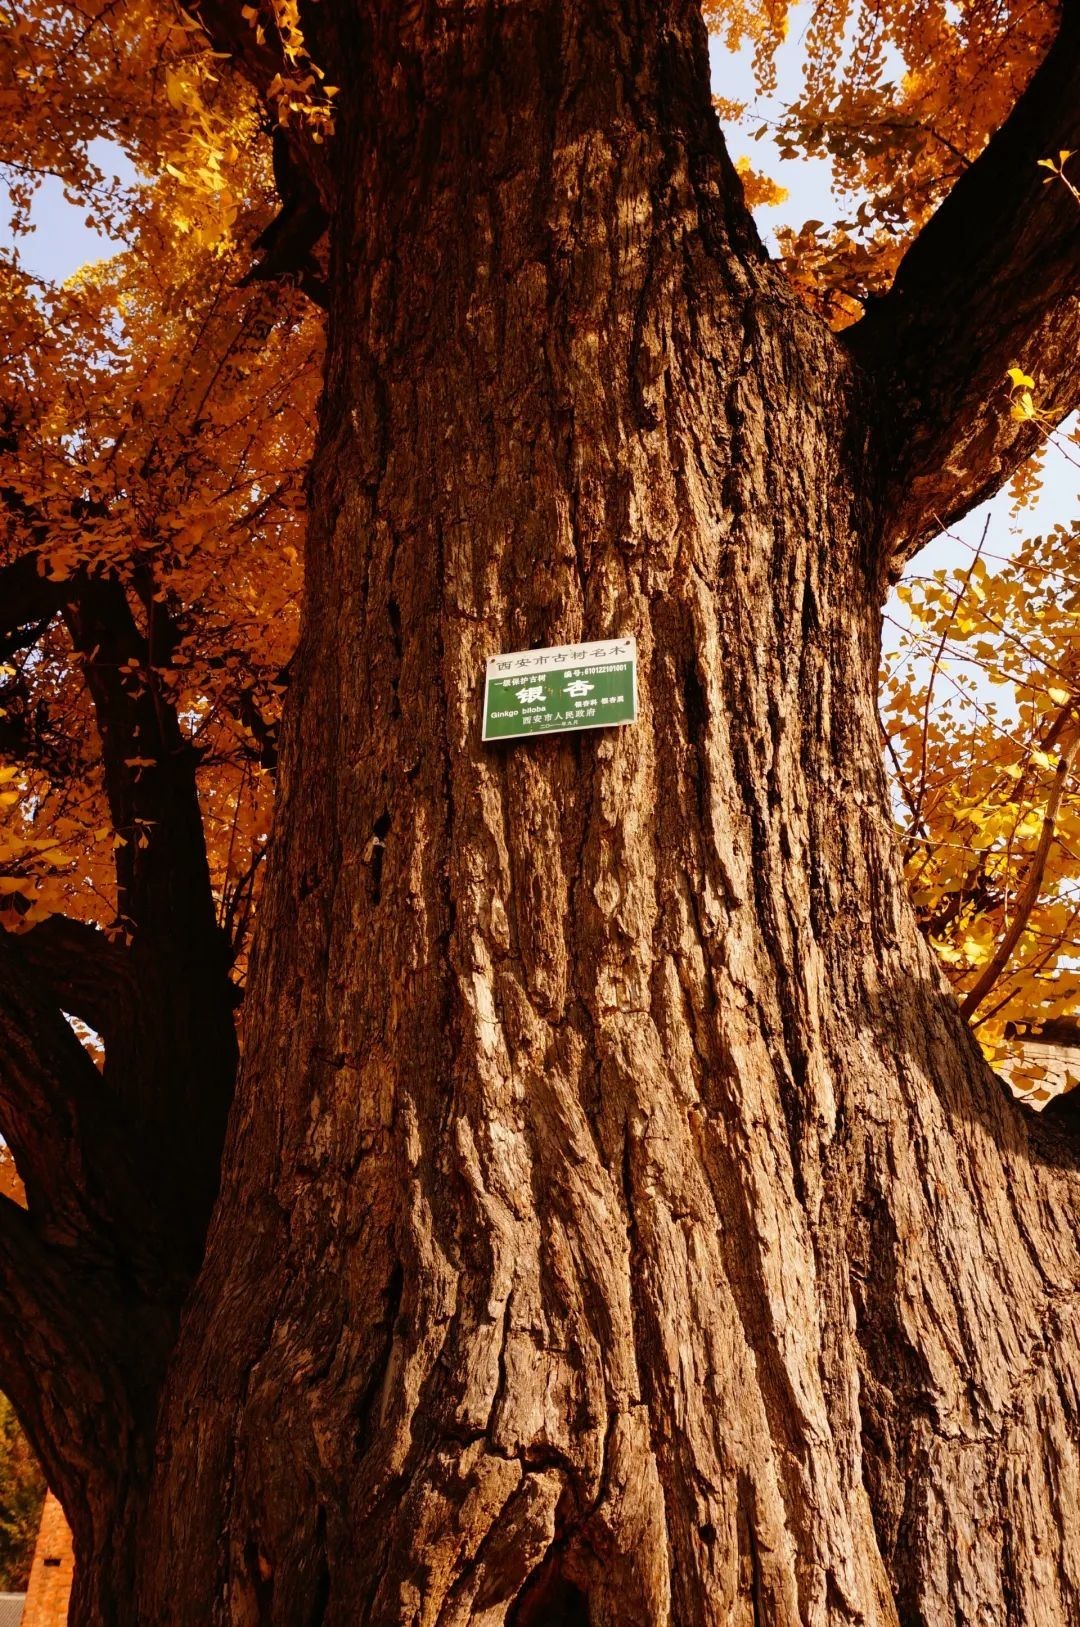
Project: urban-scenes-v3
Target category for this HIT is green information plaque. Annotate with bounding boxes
[482,637,638,742]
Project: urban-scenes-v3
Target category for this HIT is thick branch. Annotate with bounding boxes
[0,553,225,972]
[0,538,237,1239]
[0,1194,99,1497]
[63,580,208,929]
[6,912,136,1042]
[0,943,105,1224]
[0,934,159,1257]
[846,4,1080,568]
[61,580,238,1229]
[0,1192,178,1554]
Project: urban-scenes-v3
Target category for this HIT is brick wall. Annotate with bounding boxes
[22,1493,72,1627]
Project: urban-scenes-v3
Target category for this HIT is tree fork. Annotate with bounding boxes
[0,535,240,1234]
[62,577,238,1234]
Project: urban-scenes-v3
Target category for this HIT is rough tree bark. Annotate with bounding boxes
[7,0,1080,1623]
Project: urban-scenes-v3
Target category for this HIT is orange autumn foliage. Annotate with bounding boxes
[711,0,1057,323]
[1,0,320,970]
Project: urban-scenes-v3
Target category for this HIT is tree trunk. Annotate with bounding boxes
[131,3,1080,1623]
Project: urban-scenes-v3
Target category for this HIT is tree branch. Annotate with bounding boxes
[845,4,1080,570]
[59,579,239,1231]
[0,1193,100,1501]
[0,550,237,1242]
[961,724,1080,1020]
[0,489,238,1235]
[63,579,206,928]
[187,0,334,288]
[0,552,226,975]
[0,1190,178,1548]
[0,933,157,1255]
[4,913,136,1043]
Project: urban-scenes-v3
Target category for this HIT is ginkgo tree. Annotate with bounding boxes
[3,0,1080,1623]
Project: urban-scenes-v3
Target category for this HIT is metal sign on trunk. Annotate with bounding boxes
[482,637,638,742]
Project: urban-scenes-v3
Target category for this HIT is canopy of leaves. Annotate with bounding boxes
[1,0,320,967]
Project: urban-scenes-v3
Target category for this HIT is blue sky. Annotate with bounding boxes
[0,137,134,281]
